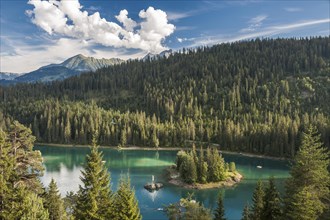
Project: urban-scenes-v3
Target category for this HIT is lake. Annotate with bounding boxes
[35,145,290,220]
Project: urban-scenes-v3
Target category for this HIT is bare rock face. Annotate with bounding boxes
[144,182,164,191]
[233,176,240,182]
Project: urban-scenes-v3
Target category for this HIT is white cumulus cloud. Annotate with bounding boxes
[115,9,137,32]
[26,0,175,53]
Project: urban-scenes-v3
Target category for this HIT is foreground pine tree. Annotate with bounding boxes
[262,177,282,220]
[166,195,212,220]
[74,136,113,219]
[18,188,49,220]
[284,125,330,219]
[113,175,142,220]
[44,178,67,220]
[250,180,264,220]
[241,204,250,220]
[0,122,49,219]
[214,192,226,220]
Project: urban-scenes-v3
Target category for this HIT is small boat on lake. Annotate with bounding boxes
[257,165,262,169]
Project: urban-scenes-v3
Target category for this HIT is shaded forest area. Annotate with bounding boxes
[1,37,329,157]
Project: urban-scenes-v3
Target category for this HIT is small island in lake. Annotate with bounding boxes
[166,146,243,189]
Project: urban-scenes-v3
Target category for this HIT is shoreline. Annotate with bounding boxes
[35,142,190,151]
[35,142,289,161]
[166,166,243,189]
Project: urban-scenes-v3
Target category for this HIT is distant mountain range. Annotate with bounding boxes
[0,54,124,84]
[0,50,173,85]
[0,72,22,80]
[42,54,123,72]
[142,49,173,61]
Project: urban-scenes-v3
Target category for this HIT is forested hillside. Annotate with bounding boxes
[1,37,329,157]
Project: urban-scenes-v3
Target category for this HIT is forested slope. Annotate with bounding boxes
[1,37,329,157]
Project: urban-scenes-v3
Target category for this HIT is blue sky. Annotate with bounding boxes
[0,0,329,73]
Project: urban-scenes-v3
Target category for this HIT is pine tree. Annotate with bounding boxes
[113,175,142,220]
[241,204,250,220]
[208,148,226,182]
[64,191,78,218]
[166,196,212,220]
[120,128,127,147]
[8,121,44,192]
[229,162,236,172]
[44,178,67,220]
[151,129,159,148]
[176,150,187,171]
[1,122,48,219]
[250,180,264,220]
[287,186,324,220]
[18,188,49,220]
[74,136,113,219]
[184,154,197,184]
[188,152,198,183]
[214,193,226,220]
[262,177,282,220]
[284,125,330,219]
[198,147,206,183]
[0,129,15,219]
[64,115,71,143]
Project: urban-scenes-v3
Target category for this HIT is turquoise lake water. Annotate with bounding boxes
[35,145,290,220]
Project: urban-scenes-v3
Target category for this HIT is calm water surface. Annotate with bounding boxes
[35,145,290,220]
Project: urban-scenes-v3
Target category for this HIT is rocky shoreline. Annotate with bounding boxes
[166,166,243,189]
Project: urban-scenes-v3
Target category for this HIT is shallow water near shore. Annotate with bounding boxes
[35,145,290,220]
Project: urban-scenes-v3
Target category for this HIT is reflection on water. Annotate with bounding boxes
[36,145,290,220]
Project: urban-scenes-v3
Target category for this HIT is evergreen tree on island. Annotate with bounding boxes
[284,125,330,219]
[176,147,235,185]
[74,134,114,219]
[207,148,226,182]
[198,147,208,184]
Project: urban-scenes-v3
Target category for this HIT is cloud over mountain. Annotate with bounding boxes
[26,0,175,53]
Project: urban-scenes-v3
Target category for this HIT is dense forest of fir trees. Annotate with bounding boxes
[1,120,329,219]
[0,37,330,158]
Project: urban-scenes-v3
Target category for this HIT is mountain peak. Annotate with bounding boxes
[60,54,123,72]
[6,54,124,84]
[142,49,173,61]
[73,54,87,59]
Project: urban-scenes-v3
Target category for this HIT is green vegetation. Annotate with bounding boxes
[214,193,226,220]
[243,125,329,220]
[43,179,67,220]
[284,125,330,219]
[0,122,142,220]
[113,175,142,220]
[0,114,329,220]
[175,147,235,184]
[0,121,49,219]
[1,37,330,219]
[241,205,250,220]
[250,180,265,220]
[262,177,282,220]
[1,37,329,158]
[165,195,212,220]
[74,135,114,219]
